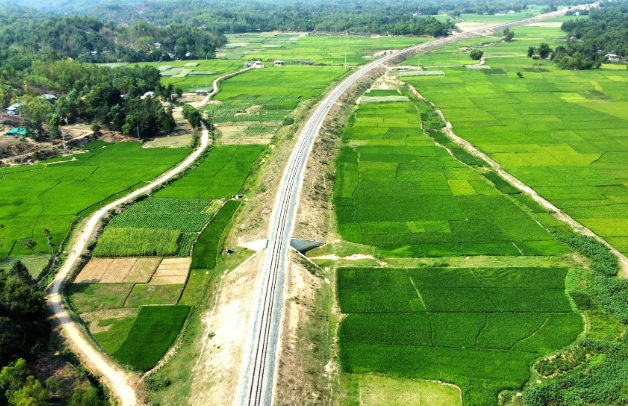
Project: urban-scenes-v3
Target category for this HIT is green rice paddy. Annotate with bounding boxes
[112,305,190,371]
[137,60,244,92]
[0,141,190,259]
[403,39,628,258]
[203,66,346,139]
[155,145,263,199]
[333,99,569,257]
[217,33,430,65]
[338,266,583,406]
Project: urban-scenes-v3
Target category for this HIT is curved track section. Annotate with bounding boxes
[48,124,210,406]
[235,7,583,406]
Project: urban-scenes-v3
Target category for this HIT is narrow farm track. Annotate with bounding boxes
[192,67,252,109]
[47,123,210,406]
[235,7,588,406]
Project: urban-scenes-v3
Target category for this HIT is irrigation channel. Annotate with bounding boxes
[235,6,588,406]
[47,124,210,406]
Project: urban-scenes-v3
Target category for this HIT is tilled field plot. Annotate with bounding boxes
[75,258,114,283]
[337,267,583,406]
[150,258,192,285]
[100,258,136,283]
[76,257,162,283]
[123,258,162,283]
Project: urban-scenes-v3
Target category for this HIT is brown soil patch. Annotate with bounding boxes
[456,22,497,32]
[216,125,274,145]
[274,252,333,405]
[100,258,136,283]
[188,251,264,406]
[123,258,161,283]
[80,308,140,334]
[75,258,114,283]
[150,258,191,285]
[159,257,192,268]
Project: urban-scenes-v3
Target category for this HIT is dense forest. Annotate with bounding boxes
[0,262,105,405]
[553,1,628,69]
[4,0,591,33]
[0,14,226,64]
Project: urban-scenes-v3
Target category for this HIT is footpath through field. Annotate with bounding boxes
[191,67,252,109]
[235,5,593,406]
[47,124,210,406]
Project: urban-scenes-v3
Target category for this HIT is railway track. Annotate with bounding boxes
[235,7,587,406]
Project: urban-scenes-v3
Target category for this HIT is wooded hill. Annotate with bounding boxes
[0,14,226,64]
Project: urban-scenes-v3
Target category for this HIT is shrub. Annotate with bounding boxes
[470,49,484,60]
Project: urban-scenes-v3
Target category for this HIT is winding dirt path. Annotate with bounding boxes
[192,67,252,109]
[47,123,210,406]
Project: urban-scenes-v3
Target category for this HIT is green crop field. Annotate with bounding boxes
[337,267,583,405]
[112,305,190,371]
[108,197,214,232]
[404,34,566,67]
[94,145,261,257]
[217,33,430,65]
[191,200,240,269]
[137,60,244,92]
[403,37,628,258]
[333,98,569,257]
[155,145,263,199]
[124,284,184,307]
[204,66,347,129]
[458,7,544,23]
[0,141,190,259]
[92,315,137,354]
[92,228,180,257]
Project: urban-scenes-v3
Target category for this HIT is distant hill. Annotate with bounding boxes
[0,12,225,64]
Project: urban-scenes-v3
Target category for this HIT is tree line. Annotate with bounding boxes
[0,14,226,64]
[554,1,628,69]
[69,0,595,30]
[0,262,104,406]
[1,58,182,139]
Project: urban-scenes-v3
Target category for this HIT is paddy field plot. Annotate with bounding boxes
[404,33,565,67]
[333,100,569,257]
[206,66,346,143]
[137,59,244,93]
[218,33,429,65]
[0,141,190,259]
[338,267,583,406]
[73,145,259,368]
[403,40,628,258]
[111,305,190,371]
[154,145,263,199]
[93,195,227,258]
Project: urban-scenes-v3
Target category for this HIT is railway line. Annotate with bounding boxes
[234,6,585,406]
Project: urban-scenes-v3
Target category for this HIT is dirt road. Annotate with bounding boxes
[47,123,210,406]
[192,67,252,109]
